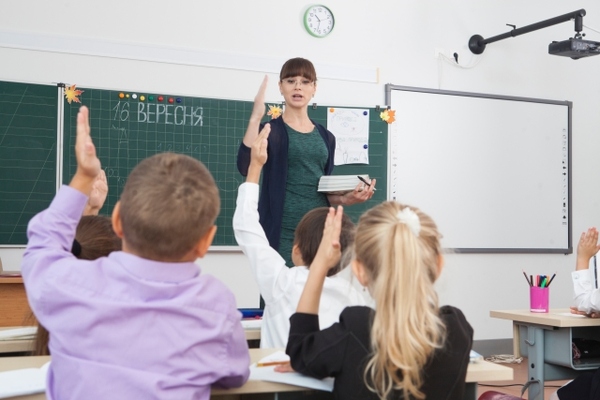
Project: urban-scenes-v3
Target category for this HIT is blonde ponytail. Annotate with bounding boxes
[357,202,445,399]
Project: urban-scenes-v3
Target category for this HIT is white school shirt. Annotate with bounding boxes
[233,182,373,348]
[572,255,600,314]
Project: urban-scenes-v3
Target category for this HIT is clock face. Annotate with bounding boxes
[304,5,335,38]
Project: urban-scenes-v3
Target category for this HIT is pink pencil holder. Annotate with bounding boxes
[530,287,549,313]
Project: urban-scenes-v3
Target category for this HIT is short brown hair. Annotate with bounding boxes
[294,207,355,276]
[279,57,317,83]
[119,153,220,261]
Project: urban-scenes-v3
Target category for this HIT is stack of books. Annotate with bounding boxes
[318,175,370,194]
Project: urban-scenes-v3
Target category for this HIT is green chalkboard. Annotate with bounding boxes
[0,81,58,245]
[62,87,387,246]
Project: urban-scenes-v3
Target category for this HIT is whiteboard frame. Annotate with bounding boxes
[385,84,572,254]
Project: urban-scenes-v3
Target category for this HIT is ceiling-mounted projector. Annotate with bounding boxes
[548,38,600,59]
[469,9,600,60]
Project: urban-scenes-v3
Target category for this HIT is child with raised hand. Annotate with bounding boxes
[569,227,600,317]
[285,201,473,400]
[22,106,250,399]
[548,228,600,400]
[233,123,372,348]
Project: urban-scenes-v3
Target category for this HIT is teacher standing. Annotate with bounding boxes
[237,57,375,267]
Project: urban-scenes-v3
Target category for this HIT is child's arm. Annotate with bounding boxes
[296,206,343,315]
[571,227,600,315]
[233,124,290,305]
[22,106,101,325]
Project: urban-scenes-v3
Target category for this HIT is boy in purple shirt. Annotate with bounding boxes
[22,106,250,400]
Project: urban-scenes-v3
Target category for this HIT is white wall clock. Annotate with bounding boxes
[303,5,335,38]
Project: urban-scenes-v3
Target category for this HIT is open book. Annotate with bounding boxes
[0,361,49,399]
[249,351,334,392]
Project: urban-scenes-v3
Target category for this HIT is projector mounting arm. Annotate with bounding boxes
[469,9,586,54]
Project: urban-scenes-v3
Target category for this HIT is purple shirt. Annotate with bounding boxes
[22,186,250,400]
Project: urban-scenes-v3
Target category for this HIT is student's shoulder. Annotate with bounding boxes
[439,305,474,341]
[197,274,237,303]
[339,306,374,326]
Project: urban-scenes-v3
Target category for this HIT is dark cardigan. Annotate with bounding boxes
[237,116,336,250]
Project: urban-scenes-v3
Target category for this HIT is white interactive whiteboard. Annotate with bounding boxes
[386,85,571,253]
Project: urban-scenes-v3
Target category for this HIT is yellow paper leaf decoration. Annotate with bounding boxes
[65,84,84,104]
[267,105,282,119]
[380,109,396,124]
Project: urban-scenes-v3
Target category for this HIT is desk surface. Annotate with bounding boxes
[0,348,512,399]
[491,308,600,328]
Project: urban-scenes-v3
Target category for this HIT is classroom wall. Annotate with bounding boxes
[2,0,600,340]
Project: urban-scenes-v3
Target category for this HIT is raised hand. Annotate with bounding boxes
[577,228,600,261]
[242,75,269,147]
[246,124,271,184]
[251,124,271,167]
[84,169,108,216]
[312,206,344,273]
[69,106,101,196]
[250,75,268,122]
[75,106,101,179]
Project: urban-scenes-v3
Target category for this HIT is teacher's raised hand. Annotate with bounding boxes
[243,75,269,147]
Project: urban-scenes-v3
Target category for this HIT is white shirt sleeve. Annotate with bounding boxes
[232,183,290,304]
[571,265,600,314]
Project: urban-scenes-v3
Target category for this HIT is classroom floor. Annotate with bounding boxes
[476,358,570,398]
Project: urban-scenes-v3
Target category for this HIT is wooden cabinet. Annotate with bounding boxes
[0,277,34,327]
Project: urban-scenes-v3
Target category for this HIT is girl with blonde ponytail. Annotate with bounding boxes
[285,202,473,399]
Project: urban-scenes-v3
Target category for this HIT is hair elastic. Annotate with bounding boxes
[396,208,421,236]
[71,239,82,257]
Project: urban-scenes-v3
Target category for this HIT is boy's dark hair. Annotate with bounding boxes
[293,207,355,276]
[279,57,317,83]
[119,153,220,261]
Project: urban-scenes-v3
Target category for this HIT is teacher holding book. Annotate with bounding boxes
[237,57,376,267]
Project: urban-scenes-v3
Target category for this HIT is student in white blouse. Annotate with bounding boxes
[233,124,373,348]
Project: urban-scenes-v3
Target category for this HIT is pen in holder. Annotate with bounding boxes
[530,286,549,313]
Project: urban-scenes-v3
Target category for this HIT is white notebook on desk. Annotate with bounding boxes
[0,361,49,399]
[249,351,334,392]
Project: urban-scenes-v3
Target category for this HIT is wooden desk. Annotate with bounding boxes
[0,348,511,400]
[0,277,34,327]
[491,308,600,400]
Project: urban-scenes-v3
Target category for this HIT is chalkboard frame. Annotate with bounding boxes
[385,84,572,254]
